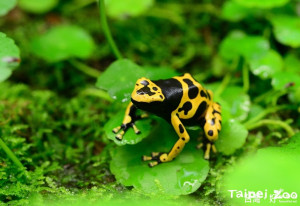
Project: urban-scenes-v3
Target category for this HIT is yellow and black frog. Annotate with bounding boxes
[113,73,222,167]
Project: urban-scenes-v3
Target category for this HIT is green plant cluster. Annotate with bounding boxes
[0,0,299,205]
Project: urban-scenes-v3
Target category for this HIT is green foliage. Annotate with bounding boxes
[0,32,20,82]
[109,120,209,195]
[30,25,95,62]
[215,119,248,155]
[18,0,58,14]
[0,0,17,16]
[105,0,154,19]
[270,15,300,48]
[234,0,290,8]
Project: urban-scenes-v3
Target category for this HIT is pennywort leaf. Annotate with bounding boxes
[0,32,20,82]
[30,25,95,62]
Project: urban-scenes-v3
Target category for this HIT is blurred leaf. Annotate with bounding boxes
[221,86,251,121]
[96,59,179,102]
[18,0,58,14]
[271,71,300,90]
[249,50,283,79]
[219,31,269,64]
[270,15,300,48]
[215,119,248,155]
[109,120,209,195]
[0,32,20,82]
[219,133,300,206]
[221,1,253,22]
[234,0,290,8]
[104,111,152,145]
[105,0,154,19]
[0,0,17,16]
[30,25,95,62]
[284,53,300,73]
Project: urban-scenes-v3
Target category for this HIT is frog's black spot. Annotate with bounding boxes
[213,110,221,115]
[178,101,192,115]
[194,101,207,120]
[153,87,158,91]
[219,120,222,125]
[136,84,139,86]
[200,90,207,98]
[140,80,149,86]
[179,124,184,133]
[181,137,186,141]
[137,84,155,96]
[183,78,199,99]
[208,130,213,136]
[207,91,211,100]
[177,146,180,149]
[160,95,163,99]
[210,118,215,126]
[217,129,220,133]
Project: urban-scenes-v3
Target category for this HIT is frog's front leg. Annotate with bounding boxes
[113,102,146,140]
[142,111,190,167]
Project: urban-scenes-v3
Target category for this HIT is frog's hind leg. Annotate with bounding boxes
[142,112,190,167]
[201,102,222,159]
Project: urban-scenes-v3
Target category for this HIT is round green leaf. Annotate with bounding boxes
[271,71,300,90]
[221,1,253,22]
[215,119,248,155]
[109,121,209,195]
[104,111,152,145]
[270,15,300,48]
[0,0,17,16]
[249,50,283,79]
[234,0,289,8]
[0,32,20,82]
[96,59,179,102]
[30,25,95,62]
[18,0,58,14]
[105,0,154,19]
[219,31,269,63]
[284,53,300,74]
[221,86,251,121]
[219,142,300,205]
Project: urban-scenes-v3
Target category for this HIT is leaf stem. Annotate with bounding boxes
[243,105,295,128]
[214,73,231,98]
[0,137,24,169]
[246,119,295,137]
[69,59,101,78]
[98,0,123,60]
[242,63,249,93]
[80,88,113,102]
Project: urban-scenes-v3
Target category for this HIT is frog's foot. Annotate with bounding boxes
[196,142,217,160]
[112,123,141,141]
[142,152,168,167]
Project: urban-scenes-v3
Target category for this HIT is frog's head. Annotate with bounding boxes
[131,78,165,103]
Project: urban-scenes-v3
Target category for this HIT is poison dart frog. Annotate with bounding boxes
[112,73,222,167]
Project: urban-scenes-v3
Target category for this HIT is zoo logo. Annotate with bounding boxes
[228,189,298,204]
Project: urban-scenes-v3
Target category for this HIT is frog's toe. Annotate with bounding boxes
[112,126,121,134]
[115,130,125,141]
[148,161,159,167]
[131,123,141,134]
